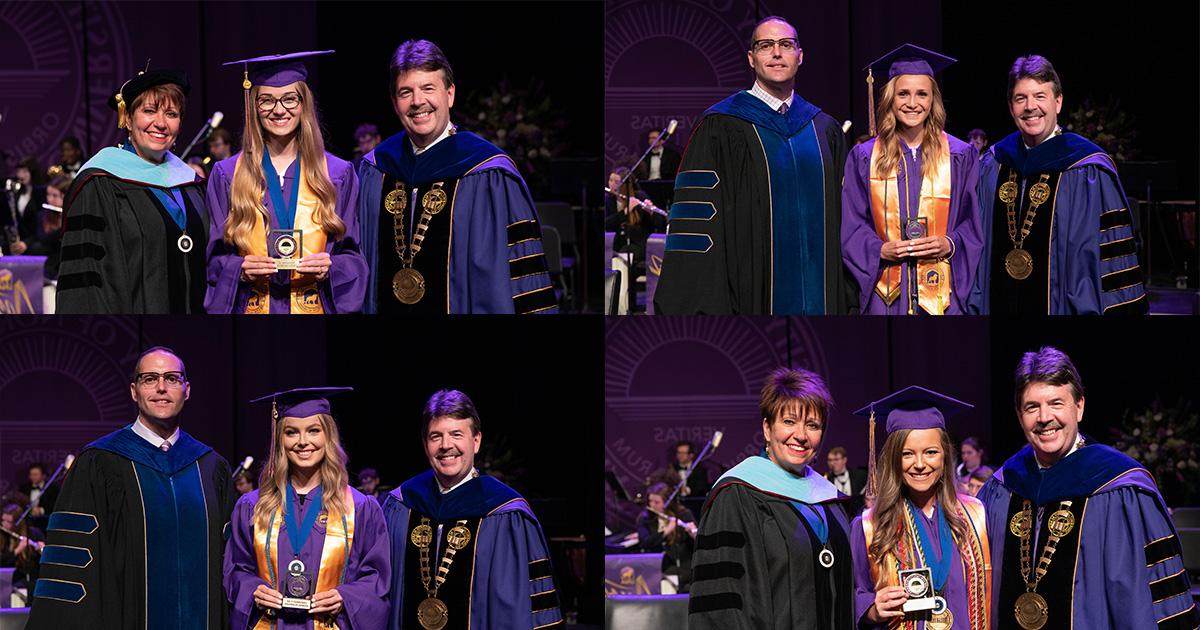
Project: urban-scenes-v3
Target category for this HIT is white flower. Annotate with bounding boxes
[1086,110,1095,117]
[502,95,511,104]
[1150,443,1159,452]
[496,129,507,139]
[540,147,551,158]
[477,112,486,121]
[516,114,524,122]
[1134,428,1141,436]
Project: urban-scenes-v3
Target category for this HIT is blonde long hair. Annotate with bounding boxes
[226,82,344,252]
[253,413,350,530]
[867,428,968,577]
[872,75,947,182]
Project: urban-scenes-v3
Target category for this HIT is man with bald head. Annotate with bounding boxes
[656,16,853,315]
[28,346,233,630]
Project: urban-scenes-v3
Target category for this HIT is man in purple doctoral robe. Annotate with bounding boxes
[383,390,563,630]
[968,55,1147,315]
[358,39,556,314]
[978,347,1195,629]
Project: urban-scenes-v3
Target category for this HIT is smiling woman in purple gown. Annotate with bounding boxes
[849,387,990,630]
[224,388,389,630]
[205,51,367,314]
[841,45,983,315]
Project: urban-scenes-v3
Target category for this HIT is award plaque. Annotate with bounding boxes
[904,217,928,240]
[899,566,937,612]
[269,229,304,271]
[281,559,312,610]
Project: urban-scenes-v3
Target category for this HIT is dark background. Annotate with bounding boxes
[0,314,604,621]
[605,0,1198,198]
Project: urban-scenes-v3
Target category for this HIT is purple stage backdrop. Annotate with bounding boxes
[604,0,942,167]
[604,316,990,531]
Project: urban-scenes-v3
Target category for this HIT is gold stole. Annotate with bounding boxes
[861,498,991,630]
[233,158,329,315]
[251,488,356,630]
[867,135,953,314]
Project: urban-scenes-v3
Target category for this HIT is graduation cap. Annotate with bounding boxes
[249,386,353,422]
[108,67,191,131]
[863,43,956,136]
[223,50,335,90]
[852,385,973,498]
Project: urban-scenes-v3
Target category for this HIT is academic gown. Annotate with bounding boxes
[653,91,854,315]
[688,455,855,630]
[382,470,564,630]
[978,442,1198,629]
[27,426,233,630]
[205,151,368,314]
[850,496,988,630]
[968,132,1147,314]
[357,130,557,314]
[56,147,209,313]
[841,135,984,314]
[224,486,390,630]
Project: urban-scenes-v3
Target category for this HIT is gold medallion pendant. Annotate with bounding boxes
[1009,509,1032,538]
[1028,181,1051,207]
[410,524,433,548]
[1014,591,1049,630]
[417,596,449,630]
[1046,509,1076,537]
[385,184,407,215]
[998,180,1019,205]
[928,609,954,630]
[446,525,472,550]
[422,188,448,215]
[393,268,426,304]
[1005,248,1034,280]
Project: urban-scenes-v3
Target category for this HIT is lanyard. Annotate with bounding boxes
[284,481,323,558]
[122,142,187,231]
[906,498,953,592]
[261,149,300,231]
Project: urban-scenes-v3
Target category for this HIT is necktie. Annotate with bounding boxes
[160,441,171,452]
[778,102,789,115]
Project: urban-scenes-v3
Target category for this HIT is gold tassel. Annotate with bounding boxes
[271,399,279,422]
[115,93,127,130]
[866,407,877,505]
[867,68,877,138]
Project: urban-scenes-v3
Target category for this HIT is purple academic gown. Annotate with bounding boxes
[841,135,983,314]
[204,151,369,313]
[850,505,971,629]
[224,487,391,630]
[979,444,1197,629]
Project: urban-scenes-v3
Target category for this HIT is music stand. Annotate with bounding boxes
[640,178,676,211]
[550,157,604,311]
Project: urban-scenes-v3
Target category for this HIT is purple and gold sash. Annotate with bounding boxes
[868,135,953,314]
[233,159,329,315]
[252,488,356,630]
[861,496,991,630]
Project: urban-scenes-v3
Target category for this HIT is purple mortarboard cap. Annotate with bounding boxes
[865,43,956,81]
[853,385,972,433]
[250,386,352,420]
[223,50,335,88]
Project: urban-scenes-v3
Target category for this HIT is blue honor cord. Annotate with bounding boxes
[261,149,301,231]
[906,497,953,592]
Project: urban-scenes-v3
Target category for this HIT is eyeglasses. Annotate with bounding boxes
[751,38,799,55]
[255,93,302,113]
[134,371,187,388]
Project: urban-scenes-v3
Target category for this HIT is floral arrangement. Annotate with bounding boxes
[458,77,567,197]
[1064,97,1138,161]
[1111,399,1200,505]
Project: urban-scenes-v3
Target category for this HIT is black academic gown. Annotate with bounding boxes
[56,170,208,313]
[654,92,854,315]
[27,427,233,630]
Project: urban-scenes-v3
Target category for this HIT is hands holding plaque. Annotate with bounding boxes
[880,218,952,262]
[269,229,304,271]
[240,231,331,283]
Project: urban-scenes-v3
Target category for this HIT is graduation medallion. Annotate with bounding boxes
[422,186,448,215]
[281,559,312,610]
[411,523,433,548]
[931,595,948,614]
[393,268,426,304]
[177,234,193,253]
[446,524,472,551]
[1046,509,1076,537]
[928,608,954,630]
[817,546,835,568]
[1014,591,1049,630]
[384,183,407,215]
[417,596,449,630]
[1009,509,1032,538]
[998,180,1019,205]
[1005,248,1033,280]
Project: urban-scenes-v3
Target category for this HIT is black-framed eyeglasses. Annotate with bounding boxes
[134,371,187,388]
[751,38,799,55]
[255,93,302,113]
